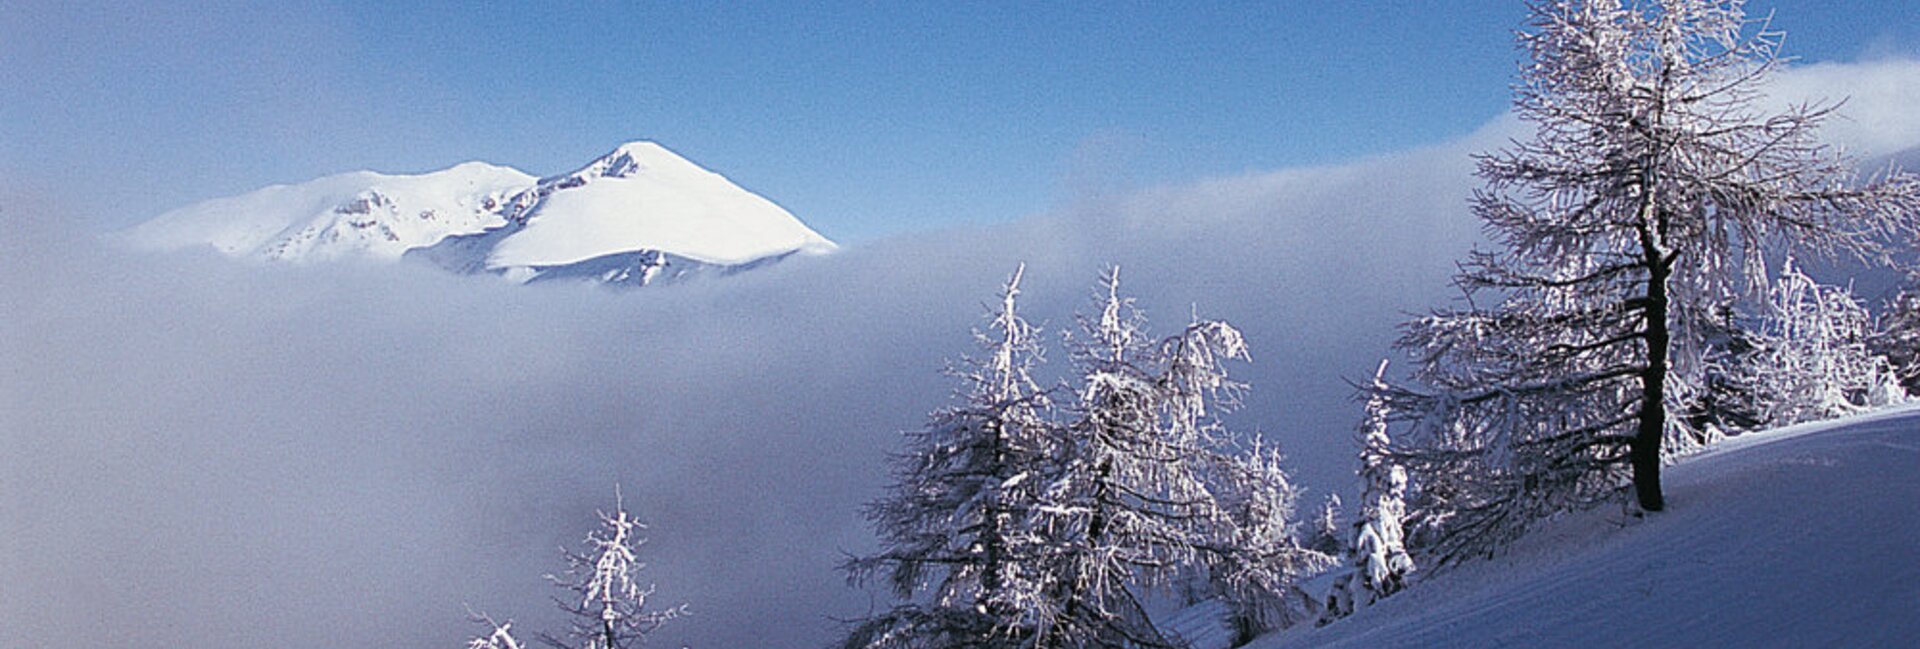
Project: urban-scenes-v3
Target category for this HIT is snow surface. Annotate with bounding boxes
[124,162,535,261]
[1163,598,1237,649]
[1254,404,1920,649]
[481,141,836,269]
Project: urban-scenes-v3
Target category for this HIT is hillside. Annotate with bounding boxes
[1256,405,1920,648]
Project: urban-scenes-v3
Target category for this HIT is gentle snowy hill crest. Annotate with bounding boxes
[1255,405,1920,649]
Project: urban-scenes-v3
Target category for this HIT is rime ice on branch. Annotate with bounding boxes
[464,611,526,649]
[1738,258,1906,426]
[543,490,688,649]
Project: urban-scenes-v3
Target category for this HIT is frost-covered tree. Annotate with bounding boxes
[459,492,687,649]
[1321,362,1415,621]
[542,491,688,649]
[1302,495,1345,557]
[1023,268,1325,646]
[844,267,1325,647]
[1017,267,1170,647]
[465,611,527,649]
[841,265,1057,648]
[1675,304,1766,439]
[1351,362,1414,603]
[1378,0,1919,561]
[1202,441,1334,640]
[1740,257,1906,425]
[1870,275,1920,394]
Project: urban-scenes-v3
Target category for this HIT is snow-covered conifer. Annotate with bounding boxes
[1321,361,1416,622]
[1352,361,1414,602]
[841,264,1057,648]
[544,490,688,649]
[1024,267,1326,646]
[1204,440,1334,639]
[1303,495,1344,557]
[1377,0,1919,563]
[1872,277,1920,394]
[1741,257,1906,425]
[842,267,1325,646]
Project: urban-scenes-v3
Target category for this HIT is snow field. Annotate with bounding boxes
[1256,405,1920,648]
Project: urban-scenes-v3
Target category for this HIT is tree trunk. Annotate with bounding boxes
[1054,457,1113,645]
[1634,234,1670,512]
[980,420,1005,616]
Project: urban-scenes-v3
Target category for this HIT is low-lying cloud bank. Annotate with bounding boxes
[4,58,1918,649]
[1767,57,1920,161]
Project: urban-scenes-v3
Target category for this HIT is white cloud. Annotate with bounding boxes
[1767,58,1920,160]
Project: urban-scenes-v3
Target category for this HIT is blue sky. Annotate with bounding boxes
[3,1,1915,243]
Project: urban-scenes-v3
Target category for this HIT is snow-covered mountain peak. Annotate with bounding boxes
[591,140,680,178]
[551,140,746,189]
[471,141,837,271]
[127,141,837,286]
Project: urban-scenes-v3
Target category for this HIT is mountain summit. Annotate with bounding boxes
[417,141,836,285]
[126,141,835,286]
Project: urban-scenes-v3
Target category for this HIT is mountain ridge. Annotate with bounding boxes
[125,162,534,262]
[125,141,835,286]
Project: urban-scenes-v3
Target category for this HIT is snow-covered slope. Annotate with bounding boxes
[125,141,836,285]
[1254,405,1920,649]
[125,162,535,262]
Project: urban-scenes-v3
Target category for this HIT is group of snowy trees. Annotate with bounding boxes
[1736,258,1907,426]
[1364,0,1920,574]
[841,266,1335,648]
[464,491,689,649]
